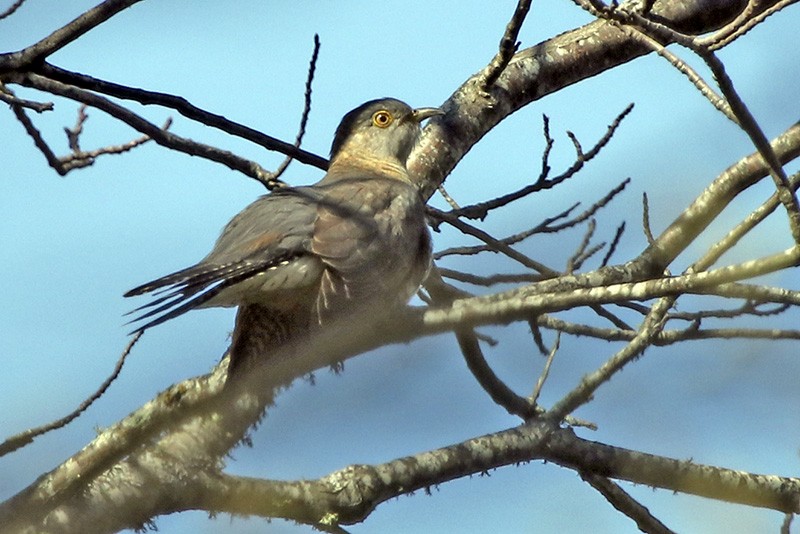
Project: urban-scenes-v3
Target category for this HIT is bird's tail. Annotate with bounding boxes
[123,262,265,333]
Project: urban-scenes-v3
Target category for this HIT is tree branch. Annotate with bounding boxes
[0,0,144,72]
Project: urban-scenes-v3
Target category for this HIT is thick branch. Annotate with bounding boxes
[157,424,800,525]
[408,0,753,198]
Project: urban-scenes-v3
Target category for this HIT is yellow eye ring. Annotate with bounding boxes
[372,110,393,128]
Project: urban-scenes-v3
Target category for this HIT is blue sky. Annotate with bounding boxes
[2,2,799,533]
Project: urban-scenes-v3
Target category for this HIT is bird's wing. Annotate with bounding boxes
[310,177,428,317]
[124,188,321,332]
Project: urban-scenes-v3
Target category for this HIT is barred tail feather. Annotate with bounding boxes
[124,263,264,333]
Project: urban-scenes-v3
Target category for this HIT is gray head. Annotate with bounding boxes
[330,98,443,166]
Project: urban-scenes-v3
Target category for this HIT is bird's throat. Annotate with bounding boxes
[326,153,411,183]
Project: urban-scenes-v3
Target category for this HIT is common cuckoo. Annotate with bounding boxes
[125,98,442,372]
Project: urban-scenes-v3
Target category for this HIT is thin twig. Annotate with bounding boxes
[642,192,655,245]
[697,50,800,242]
[424,269,534,418]
[582,472,677,534]
[34,62,329,171]
[666,302,790,322]
[0,0,144,69]
[430,207,556,275]
[531,332,560,405]
[272,34,321,184]
[433,203,580,259]
[437,268,542,286]
[547,297,673,421]
[567,221,605,272]
[11,101,65,173]
[0,81,52,111]
[12,94,169,174]
[482,0,533,89]
[65,104,88,151]
[697,171,800,270]
[434,179,629,261]
[539,114,555,181]
[781,513,794,534]
[606,21,736,122]
[528,318,549,356]
[456,328,535,418]
[437,184,461,210]
[63,117,172,166]
[595,3,800,242]
[535,313,800,344]
[450,105,633,221]
[601,222,625,267]
[704,0,799,51]
[0,332,142,457]
[698,0,761,49]
[17,72,285,188]
[591,305,633,331]
[0,0,27,20]
[547,178,631,232]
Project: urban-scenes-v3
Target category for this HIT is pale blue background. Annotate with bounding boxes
[2,2,799,533]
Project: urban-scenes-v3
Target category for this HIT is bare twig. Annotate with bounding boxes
[642,192,655,245]
[34,62,329,171]
[697,51,800,242]
[601,221,625,267]
[0,82,52,111]
[456,328,535,418]
[17,72,287,188]
[0,0,27,20]
[12,96,170,174]
[424,269,534,418]
[547,297,673,421]
[65,104,88,151]
[581,472,677,534]
[666,301,790,322]
[437,268,542,286]
[434,179,629,262]
[781,513,794,534]
[450,105,633,221]
[11,101,66,173]
[0,0,144,71]
[698,171,800,270]
[0,332,141,457]
[430,207,556,275]
[528,318,549,355]
[531,332,560,405]
[587,2,800,242]
[593,17,736,122]
[567,220,605,272]
[434,203,580,259]
[591,305,633,331]
[482,0,532,89]
[64,117,172,166]
[272,34,321,184]
[704,0,799,51]
[539,114,555,180]
[437,184,461,210]
[547,178,631,232]
[534,313,800,344]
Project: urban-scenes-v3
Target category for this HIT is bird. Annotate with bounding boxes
[124,98,442,372]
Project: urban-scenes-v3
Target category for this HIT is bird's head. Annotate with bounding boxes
[328,98,443,180]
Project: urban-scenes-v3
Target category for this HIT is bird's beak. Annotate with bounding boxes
[412,107,445,123]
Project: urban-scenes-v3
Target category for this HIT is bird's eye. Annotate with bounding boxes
[372,110,393,128]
